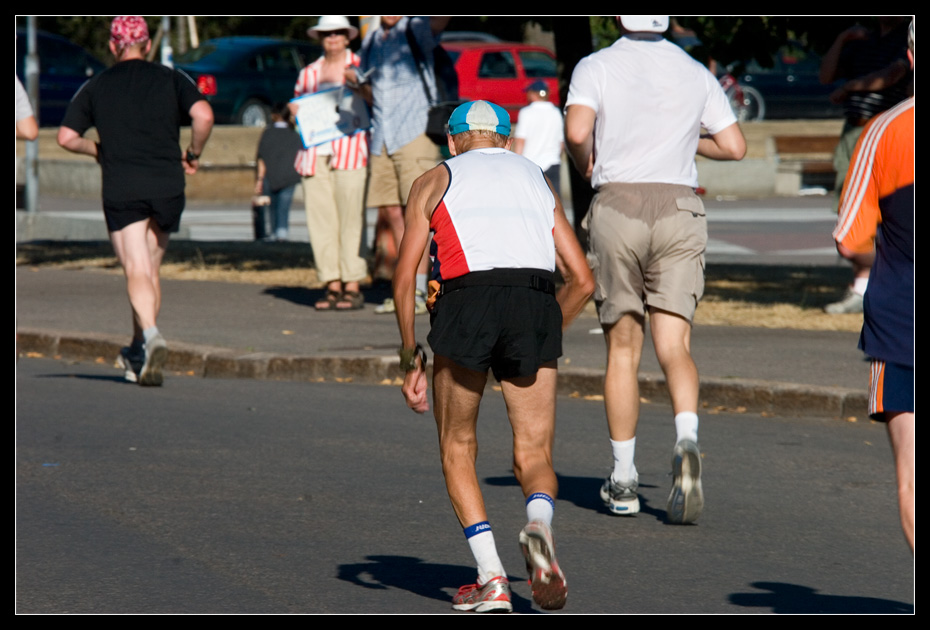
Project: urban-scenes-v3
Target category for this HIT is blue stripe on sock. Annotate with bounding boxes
[463,521,492,539]
[525,492,554,508]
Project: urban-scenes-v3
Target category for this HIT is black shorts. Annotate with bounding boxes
[103,194,185,233]
[427,282,562,381]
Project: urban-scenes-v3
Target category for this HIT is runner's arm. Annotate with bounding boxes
[550,178,594,331]
[697,122,746,161]
[56,126,98,158]
[184,100,214,174]
[564,104,596,181]
[394,165,448,413]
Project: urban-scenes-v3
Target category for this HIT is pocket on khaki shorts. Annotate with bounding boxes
[676,195,705,217]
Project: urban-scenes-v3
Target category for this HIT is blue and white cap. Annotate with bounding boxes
[447,100,511,136]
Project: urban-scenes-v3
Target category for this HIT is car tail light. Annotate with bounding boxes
[196,75,217,96]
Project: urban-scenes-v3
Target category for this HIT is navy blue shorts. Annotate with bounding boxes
[428,283,562,381]
[103,194,185,233]
[868,359,914,420]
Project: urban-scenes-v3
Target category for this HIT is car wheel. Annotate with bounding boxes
[727,85,766,122]
[237,99,270,127]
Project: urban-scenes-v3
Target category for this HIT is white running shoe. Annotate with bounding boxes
[519,520,567,610]
[600,476,640,515]
[667,439,704,524]
[452,576,512,613]
[138,334,168,387]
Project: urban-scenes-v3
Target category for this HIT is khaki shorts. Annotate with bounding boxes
[582,182,706,325]
[367,133,441,208]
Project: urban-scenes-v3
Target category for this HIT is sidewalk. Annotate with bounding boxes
[16,264,869,421]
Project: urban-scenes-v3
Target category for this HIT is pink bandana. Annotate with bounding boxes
[110,16,149,49]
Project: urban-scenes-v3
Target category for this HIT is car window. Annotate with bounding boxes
[519,51,556,78]
[478,51,516,79]
[175,43,218,64]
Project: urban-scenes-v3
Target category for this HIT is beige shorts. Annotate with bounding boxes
[582,182,706,325]
[367,133,441,208]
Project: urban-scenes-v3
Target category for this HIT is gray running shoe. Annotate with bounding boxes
[667,439,704,524]
[375,291,428,315]
[451,576,512,613]
[373,297,395,314]
[115,346,144,383]
[138,334,168,387]
[600,476,640,515]
[823,288,863,314]
[519,519,567,610]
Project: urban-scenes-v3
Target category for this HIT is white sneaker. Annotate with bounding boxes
[823,288,863,314]
[374,297,395,314]
[600,476,640,515]
[667,439,704,524]
[519,520,567,610]
[138,334,168,387]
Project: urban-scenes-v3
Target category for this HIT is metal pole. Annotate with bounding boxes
[160,16,173,67]
[25,16,39,214]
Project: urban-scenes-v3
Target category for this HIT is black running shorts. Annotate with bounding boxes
[428,284,562,381]
[103,194,185,233]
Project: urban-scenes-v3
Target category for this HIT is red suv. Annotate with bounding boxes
[441,42,560,123]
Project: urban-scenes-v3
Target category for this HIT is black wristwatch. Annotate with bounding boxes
[186,148,200,162]
[398,344,427,372]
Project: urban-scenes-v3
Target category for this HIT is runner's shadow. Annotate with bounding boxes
[263,285,392,309]
[263,286,326,308]
[35,373,131,384]
[729,581,913,614]
[337,556,541,613]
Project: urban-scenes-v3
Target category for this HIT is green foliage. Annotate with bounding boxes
[589,17,619,50]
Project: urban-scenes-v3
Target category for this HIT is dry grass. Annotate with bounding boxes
[16,241,862,332]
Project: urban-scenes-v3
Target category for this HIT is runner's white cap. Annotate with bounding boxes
[619,16,669,33]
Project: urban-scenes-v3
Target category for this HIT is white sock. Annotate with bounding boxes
[610,437,637,484]
[464,522,504,584]
[853,277,869,295]
[675,411,699,443]
[525,492,554,526]
[142,326,160,344]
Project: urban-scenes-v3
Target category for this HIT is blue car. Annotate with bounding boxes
[16,28,107,127]
[173,36,322,127]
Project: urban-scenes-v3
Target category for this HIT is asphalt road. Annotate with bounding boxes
[16,356,913,614]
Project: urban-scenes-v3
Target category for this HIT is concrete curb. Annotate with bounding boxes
[17,327,869,421]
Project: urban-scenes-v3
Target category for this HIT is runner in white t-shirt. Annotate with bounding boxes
[564,16,746,525]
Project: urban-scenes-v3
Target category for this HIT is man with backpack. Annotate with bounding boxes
[349,16,450,315]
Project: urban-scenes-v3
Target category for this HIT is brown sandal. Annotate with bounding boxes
[335,290,365,310]
[315,289,341,311]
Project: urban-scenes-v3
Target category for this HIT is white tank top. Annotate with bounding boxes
[430,147,556,281]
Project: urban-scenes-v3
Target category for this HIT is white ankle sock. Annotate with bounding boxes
[464,522,504,584]
[675,411,699,443]
[143,326,160,344]
[610,437,637,483]
[525,492,554,526]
